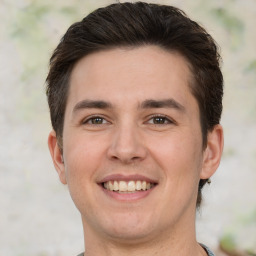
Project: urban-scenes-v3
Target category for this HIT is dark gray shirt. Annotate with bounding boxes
[77,244,215,256]
[201,244,215,256]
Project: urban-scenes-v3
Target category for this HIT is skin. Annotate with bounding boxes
[48,46,223,256]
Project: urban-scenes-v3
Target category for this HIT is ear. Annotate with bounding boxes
[48,130,67,184]
[200,124,224,179]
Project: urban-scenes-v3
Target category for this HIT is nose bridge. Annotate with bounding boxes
[107,118,146,163]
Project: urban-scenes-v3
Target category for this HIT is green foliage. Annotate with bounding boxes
[8,1,82,83]
[10,3,50,38]
[9,2,51,79]
[212,8,243,31]
[245,60,256,73]
[220,209,256,255]
[222,147,236,158]
[211,7,244,50]
[240,209,256,225]
[220,234,236,252]
[60,6,78,15]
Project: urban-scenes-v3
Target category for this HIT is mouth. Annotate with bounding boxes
[102,180,157,193]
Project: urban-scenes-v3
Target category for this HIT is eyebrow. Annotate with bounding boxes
[139,99,185,112]
[73,100,112,114]
[72,98,185,114]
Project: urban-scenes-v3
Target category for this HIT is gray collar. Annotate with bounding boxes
[200,243,215,256]
[77,244,215,256]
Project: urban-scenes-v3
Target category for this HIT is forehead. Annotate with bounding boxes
[68,46,195,109]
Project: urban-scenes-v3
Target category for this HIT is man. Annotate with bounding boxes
[46,2,224,256]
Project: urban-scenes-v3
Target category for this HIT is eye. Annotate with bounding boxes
[83,116,108,125]
[147,115,173,125]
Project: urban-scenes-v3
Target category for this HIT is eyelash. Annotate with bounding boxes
[82,115,109,125]
[146,114,175,125]
[82,114,175,126]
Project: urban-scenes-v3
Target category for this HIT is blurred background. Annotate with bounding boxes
[0,0,255,255]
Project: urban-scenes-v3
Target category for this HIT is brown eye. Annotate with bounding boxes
[148,116,172,125]
[153,117,167,124]
[83,116,108,125]
[91,117,104,124]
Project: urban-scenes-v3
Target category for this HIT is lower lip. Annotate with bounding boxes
[100,185,156,201]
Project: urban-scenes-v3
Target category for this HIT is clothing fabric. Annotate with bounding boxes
[201,244,215,256]
[77,244,215,256]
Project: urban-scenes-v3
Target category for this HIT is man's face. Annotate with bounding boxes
[49,46,220,243]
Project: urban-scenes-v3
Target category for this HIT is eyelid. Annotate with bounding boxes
[81,114,176,126]
[146,114,176,125]
[81,114,110,125]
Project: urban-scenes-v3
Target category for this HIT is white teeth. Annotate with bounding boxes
[127,181,136,191]
[109,181,114,191]
[103,180,154,192]
[113,181,119,191]
[142,181,147,190]
[136,181,142,190]
[119,181,127,192]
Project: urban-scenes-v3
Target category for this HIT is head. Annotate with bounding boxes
[46,2,223,210]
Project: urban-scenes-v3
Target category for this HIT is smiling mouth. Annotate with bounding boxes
[102,180,157,193]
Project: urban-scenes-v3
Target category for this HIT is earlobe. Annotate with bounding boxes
[48,130,67,184]
[200,125,224,179]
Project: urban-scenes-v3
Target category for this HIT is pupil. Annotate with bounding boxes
[154,117,165,124]
[92,118,103,124]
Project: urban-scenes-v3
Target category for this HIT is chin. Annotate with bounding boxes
[97,212,160,243]
[106,227,155,244]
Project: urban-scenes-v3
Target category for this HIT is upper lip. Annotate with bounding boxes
[98,174,158,184]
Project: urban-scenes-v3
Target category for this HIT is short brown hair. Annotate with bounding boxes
[46,2,223,207]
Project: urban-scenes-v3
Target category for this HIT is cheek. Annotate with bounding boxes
[145,132,204,221]
[61,134,107,212]
[63,133,107,182]
[149,131,203,181]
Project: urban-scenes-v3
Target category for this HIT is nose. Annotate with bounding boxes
[107,123,147,164]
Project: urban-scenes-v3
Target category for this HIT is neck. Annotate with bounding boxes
[82,214,207,256]
[83,237,206,256]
